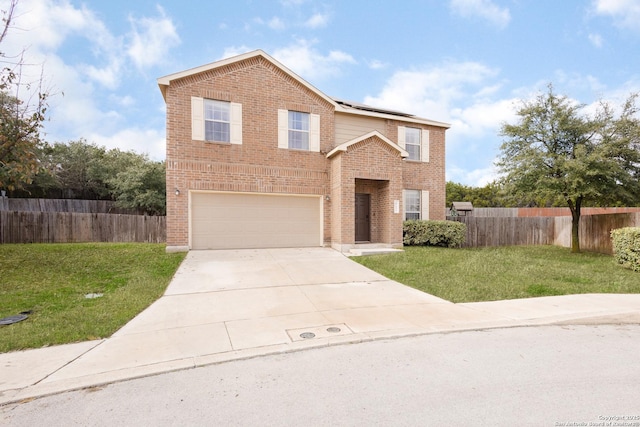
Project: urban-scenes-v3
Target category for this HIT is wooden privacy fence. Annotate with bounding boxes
[0,211,166,244]
[452,216,555,248]
[450,212,640,254]
[457,207,640,218]
[0,198,140,214]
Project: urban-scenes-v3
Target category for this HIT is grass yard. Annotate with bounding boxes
[0,243,186,353]
[353,245,640,303]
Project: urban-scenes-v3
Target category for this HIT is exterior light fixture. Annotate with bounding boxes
[175,188,180,196]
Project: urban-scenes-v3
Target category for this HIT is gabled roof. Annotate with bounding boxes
[157,49,451,129]
[451,202,474,211]
[157,49,336,105]
[326,131,409,159]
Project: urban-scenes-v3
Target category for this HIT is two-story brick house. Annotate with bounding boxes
[157,50,449,252]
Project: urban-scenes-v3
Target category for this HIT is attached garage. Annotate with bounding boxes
[190,192,322,250]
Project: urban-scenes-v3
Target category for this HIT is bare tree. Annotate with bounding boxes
[0,0,49,191]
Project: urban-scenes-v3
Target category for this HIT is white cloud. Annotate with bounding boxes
[592,0,640,31]
[304,13,329,28]
[367,59,388,70]
[364,61,500,120]
[80,61,122,90]
[268,16,286,30]
[126,6,181,70]
[364,60,516,186]
[272,40,356,80]
[3,0,177,160]
[449,98,518,138]
[280,0,307,5]
[4,0,120,87]
[588,33,604,47]
[88,128,166,161]
[447,164,500,186]
[221,45,254,59]
[450,0,511,29]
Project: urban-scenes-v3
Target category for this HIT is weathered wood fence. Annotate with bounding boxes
[0,198,139,214]
[453,207,640,217]
[450,213,640,254]
[0,211,166,244]
[453,217,555,247]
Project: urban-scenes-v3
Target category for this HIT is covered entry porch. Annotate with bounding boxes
[327,131,407,253]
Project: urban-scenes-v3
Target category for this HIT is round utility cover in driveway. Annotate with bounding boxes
[190,192,322,250]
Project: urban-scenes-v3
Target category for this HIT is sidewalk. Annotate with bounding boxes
[2,248,639,406]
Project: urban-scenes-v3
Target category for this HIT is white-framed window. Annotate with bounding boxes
[277,109,320,152]
[398,126,430,162]
[405,127,421,161]
[288,111,309,150]
[403,189,430,220]
[191,97,242,144]
[404,190,421,220]
[204,99,230,142]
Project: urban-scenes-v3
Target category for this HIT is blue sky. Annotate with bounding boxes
[3,0,640,186]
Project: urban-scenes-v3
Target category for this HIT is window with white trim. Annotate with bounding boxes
[277,109,320,152]
[398,126,430,162]
[288,111,309,150]
[405,190,421,220]
[191,97,242,144]
[405,127,421,161]
[204,100,230,142]
[403,189,430,221]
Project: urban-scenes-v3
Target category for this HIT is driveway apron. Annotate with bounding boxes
[4,247,640,405]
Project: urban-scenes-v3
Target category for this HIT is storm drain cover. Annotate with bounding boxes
[326,327,341,333]
[299,332,316,339]
[0,314,28,326]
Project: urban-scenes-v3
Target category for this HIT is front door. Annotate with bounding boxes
[355,193,370,242]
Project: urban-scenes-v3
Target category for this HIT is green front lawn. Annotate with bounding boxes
[353,245,640,303]
[0,243,185,353]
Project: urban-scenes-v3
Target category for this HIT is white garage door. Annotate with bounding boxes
[191,192,322,250]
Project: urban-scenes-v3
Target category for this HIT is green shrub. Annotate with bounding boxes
[611,227,640,272]
[403,220,466,248]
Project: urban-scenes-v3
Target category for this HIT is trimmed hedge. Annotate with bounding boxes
[611,227,640,272]
[403,220,466,248]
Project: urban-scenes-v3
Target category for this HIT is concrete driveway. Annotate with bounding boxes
[3,247,640,404]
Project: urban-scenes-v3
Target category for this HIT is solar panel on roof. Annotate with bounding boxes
[333,98,414,117]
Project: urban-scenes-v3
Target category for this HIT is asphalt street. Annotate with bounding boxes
[2,324,639,426]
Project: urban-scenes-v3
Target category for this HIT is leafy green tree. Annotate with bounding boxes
[42,140,110,199]
[446,181,506,207]
[498,85,640,252]
[0,0,49,192]
[108,159,166,215]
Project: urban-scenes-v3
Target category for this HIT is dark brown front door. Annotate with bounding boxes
[355,193,370,242]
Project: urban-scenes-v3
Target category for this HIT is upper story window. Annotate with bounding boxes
[288,111,309,150]
[204,100,230,142]
[405,127,421,161]
[398,126,430,162]
[191,96,242,144]
[277,109,320,152]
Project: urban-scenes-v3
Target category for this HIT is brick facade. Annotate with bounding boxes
[158,50,449,251]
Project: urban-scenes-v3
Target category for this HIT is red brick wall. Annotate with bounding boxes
[164,55,448,249]
[333,137,405,246]
[165,56,334,247]
[395,123,447,221]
